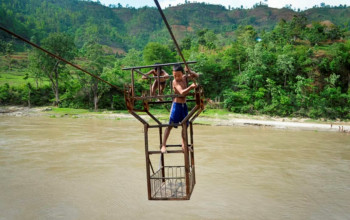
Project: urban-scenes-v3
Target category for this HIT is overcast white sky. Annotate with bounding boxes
[97,0,349,10]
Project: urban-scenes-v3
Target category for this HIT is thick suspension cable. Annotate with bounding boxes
[153,0,194,79]
[0,26,122,92]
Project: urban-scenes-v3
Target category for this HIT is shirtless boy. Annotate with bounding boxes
[142,66,169,96]
[161,64,199,153]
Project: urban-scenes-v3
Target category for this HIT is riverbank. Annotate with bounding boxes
[1,106,349,133]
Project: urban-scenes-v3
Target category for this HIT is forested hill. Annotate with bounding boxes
[1,0,349,51]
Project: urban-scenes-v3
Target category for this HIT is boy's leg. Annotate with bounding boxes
[151,81,157,96]
[160,83,166,94]
[158,83,166,101]
[161,126,172,153]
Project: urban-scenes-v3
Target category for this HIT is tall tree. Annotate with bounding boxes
[30,33,76,106]
[80,41,110,111]
[143,42,175,64]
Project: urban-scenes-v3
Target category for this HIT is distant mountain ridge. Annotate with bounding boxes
[0,0,349,50]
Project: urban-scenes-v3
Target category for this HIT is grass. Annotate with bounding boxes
[201,108,231,117]
[50,107,91,115]
[0,53,50,87]
[0,69,50,87]
[49,107,131,116]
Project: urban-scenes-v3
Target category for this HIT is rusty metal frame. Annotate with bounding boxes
[123,62,204,200]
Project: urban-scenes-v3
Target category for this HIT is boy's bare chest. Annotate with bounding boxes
[173,80,187,90]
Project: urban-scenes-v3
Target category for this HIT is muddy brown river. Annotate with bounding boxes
[0,116,349,219]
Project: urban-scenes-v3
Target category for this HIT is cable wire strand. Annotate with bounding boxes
[0,26,122,92]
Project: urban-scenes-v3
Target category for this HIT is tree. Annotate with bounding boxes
[289,15,307,41]
[30,33,76,106]
[22,83,33,107]
[181,36,192,50]
[3,41,15,70]
[143,42,175,64]
[80,41,110,111]
[236,25,257,47]
[305,22,326,46]
[276,54,295,87]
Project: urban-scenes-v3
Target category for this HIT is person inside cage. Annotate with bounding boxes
[142,64,170,97]
[161,64,199,153]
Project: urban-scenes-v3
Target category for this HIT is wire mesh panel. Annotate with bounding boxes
[150,166,194,200]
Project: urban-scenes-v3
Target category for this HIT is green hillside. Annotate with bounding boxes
[0,0,349,119]
[1,0,349,51]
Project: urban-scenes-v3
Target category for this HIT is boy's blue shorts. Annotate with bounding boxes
[169,102,188,128]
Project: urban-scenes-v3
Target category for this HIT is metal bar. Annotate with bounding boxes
[189,108,203,123]
[130,111,149,125]
[149,78,152,96]
[170,78,173,95]
[150,197,188,201]
[132,109,146,112]
[131,69,135,97]
[150,177,184,180]
[149,123,180,128]
[148,99,196,104]
[143,75,173,79]
[144,124,152,200]
[122,61,197,70]
[158,112,165,182]
[166,144,192,148]
[190,122,196,185]
[153,0,192,75]
[155,165,184,168]
[133,93,194,100]
[148,150,184,154]
[134,69,146,76]
[182,123,191,199]
[149,160,155,175]
[180,105,199,125]
[145,110,161,125]
[157,67,161,96]
[0,26,122,92]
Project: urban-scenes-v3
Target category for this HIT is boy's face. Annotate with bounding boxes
[173,70,183,81]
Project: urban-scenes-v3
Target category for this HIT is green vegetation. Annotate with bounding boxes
[50,107,90,115]
[0,0,349,119]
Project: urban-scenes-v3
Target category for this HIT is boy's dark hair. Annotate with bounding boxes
[173,64,183,72]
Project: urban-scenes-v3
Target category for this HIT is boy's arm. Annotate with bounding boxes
[162,70,170,79]
[173,81,197,96]
[142,69,155,79]
[185,67,199,79]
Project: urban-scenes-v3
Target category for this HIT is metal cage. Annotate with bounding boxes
[123,62,204,200]
[150,166,195,199]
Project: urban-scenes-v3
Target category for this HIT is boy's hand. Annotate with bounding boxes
[190,83,198,89]
[142,75,147,79]
[185,66,189,72]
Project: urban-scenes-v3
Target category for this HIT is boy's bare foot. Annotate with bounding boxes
[161,146,167,153]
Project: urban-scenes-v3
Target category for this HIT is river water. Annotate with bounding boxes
[0,116,349,220]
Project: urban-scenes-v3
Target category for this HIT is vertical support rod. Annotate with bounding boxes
[159,126,165,182]
[157,67,161,96]
[144,124,152,200]
[149,78,152,96]
[190,122,196,185]
[182,123,190,199]
[131,69,135,98]
[170,79,173,95]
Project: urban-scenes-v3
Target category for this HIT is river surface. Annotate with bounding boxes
[0,116,349,220]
